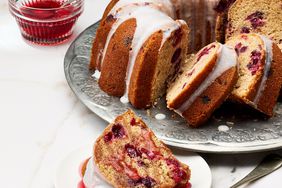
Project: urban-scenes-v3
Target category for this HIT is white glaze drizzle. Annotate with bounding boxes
[253,35,273,105]
[92,70,101,79]
[155,113,166,120]
[218,125,229,132]
[110,0,176,19]
[175,44,237,114]
[83,157,112,188]
[99,0,183,103]
[101,0,176,65]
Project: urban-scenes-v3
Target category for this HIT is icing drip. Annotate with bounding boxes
[101,0,176,65]
[155,113,166,120]
[92,70,101,79]
[83,157,112,188]
[253,35,273,105]
[218,125,230,132]
[100,0,183,103]
[111,0,176,19]
[176,44,237,114]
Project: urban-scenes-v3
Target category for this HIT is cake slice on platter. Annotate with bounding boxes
[215,0,282,51]
[167,42,238,127]
[81,110,191,188]
[90,0,189,109]
[226,33,282,116]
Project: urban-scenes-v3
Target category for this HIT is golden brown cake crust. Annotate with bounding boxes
[81,158,90,177]
[129,24,189,109]
[227,34,282,116]
[94,110,191,188]
[215,13,227,43]
[215,0,282,52]
[253,44,282,116]
[167,44,220,109]
[98,19,137,96]
[89,0,119,70]
[90,0,190,109]
[183,67,238,127]
[227,34,266,104]
[128,31,163,109]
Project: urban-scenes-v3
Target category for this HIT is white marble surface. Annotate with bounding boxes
[0,0,281,188]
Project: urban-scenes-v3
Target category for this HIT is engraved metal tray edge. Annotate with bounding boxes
[64,22,282,153]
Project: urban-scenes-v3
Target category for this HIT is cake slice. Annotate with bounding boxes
[226,33,282,116]
[84,110,191,188]
[215,0,282,51]
[90,0,190,109]
[167,42,238,127]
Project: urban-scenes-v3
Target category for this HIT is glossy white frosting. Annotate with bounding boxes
[99,0,183,103]
[83,157,112,188]
[176,44,237,114]
[92,70,101,79]
[155,113,166,120]
[111,0,176,18]
[253,35,273,106]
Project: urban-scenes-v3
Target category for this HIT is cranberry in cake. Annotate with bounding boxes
[226,33,282,116]
[90,0,189,109]
[215,0,282,52]
[89,110,191,187]
[166,42,238,127]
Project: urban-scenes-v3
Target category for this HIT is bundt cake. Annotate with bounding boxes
[81,110,191,188]
[166,42,238,127]
[215,0,282,51]
[171,0,221,53]
[90,0,189,109]
[226,33,282,116]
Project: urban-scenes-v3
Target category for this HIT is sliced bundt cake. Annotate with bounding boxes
[82,110,191,188]
[167,42,238,127]
[215,0,282,51]
[90,0,189,109]
[226,33,282,116]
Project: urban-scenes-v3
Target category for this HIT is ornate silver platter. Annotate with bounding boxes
[64,22,282,153]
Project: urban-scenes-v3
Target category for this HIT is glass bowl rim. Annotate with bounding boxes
[8,0,84,11]
[8,0,84,22]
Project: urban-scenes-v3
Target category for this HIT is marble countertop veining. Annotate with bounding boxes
[0,0,281,188]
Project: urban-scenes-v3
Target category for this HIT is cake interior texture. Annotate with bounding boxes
[94,110,191,187]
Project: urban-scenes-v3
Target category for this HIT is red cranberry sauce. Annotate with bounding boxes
[77,158,90,188]
[77,180,86,188]
[18,0,81,44]
[245,11,265,29]
[21,0,64,19]
[197,44,216,62]
[247,50,262,75]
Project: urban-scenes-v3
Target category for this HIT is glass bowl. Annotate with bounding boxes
[9,0,84,45]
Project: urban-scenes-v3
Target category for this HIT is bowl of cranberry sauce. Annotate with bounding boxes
[9,0,84,45]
